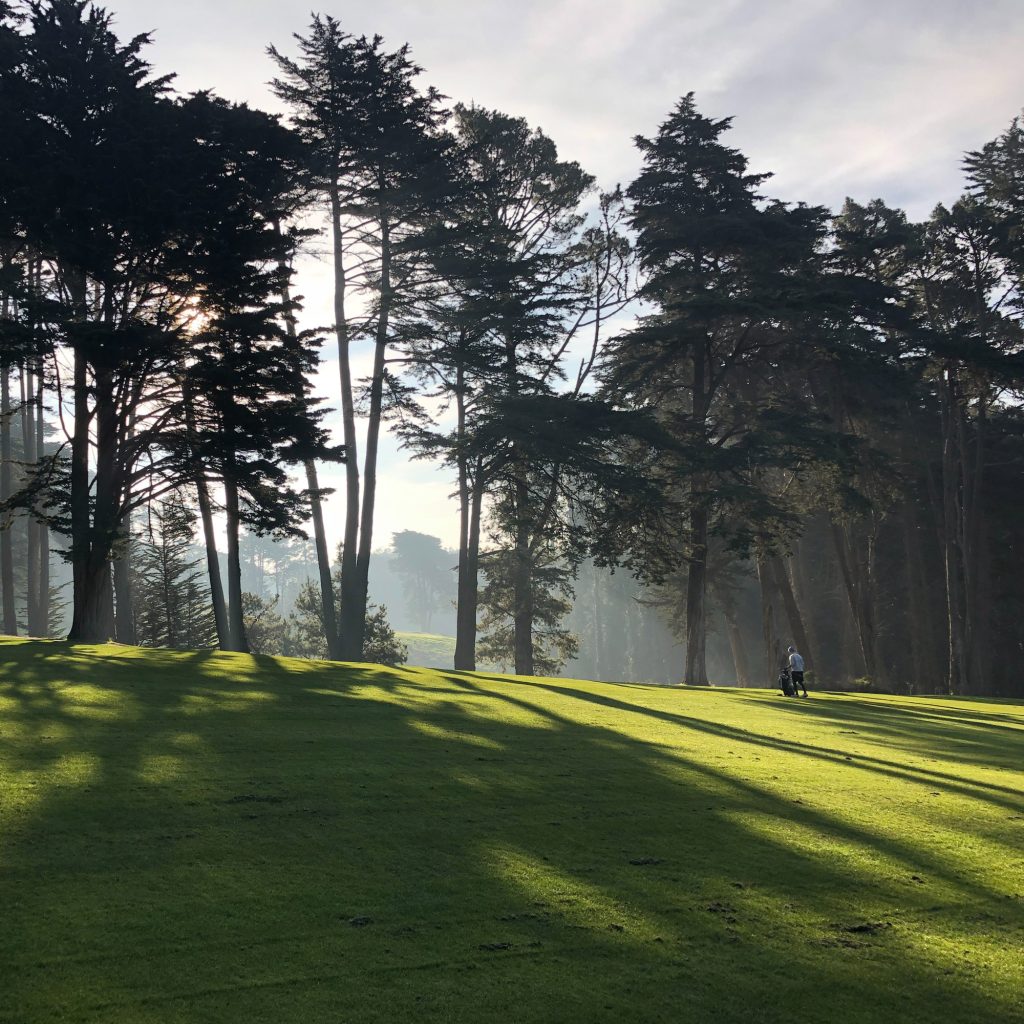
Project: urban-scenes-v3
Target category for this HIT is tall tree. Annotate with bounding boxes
[270,19,451,660]
[397,106,630,674]
[6,0,196,641]
[182,93,330,653]
[606,95,847,685]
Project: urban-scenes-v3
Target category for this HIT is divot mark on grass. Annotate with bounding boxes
[839,921,893,934]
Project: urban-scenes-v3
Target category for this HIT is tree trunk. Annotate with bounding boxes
[35,368,49,636]
[757,557,783,684]
[962,390,989,694]
[350,214,394,662]
[223,474,249,654]
[592,566,605,680]
[112,509,136,645]
[454,454,483,672]
[275,231,341,662]
[67,271,92,641]
[683,339,709,686]
[512,473,535,676]
[724,607,753,688]
[76,367,119,642]
[20,364,41,635]
[306,460,341,660]
[683,505,709,685]
[769,555,812,675]
[939,369,966,694]
[830,521,883,684]
[77,555,114,644]
[196,474,229,650]
[77,372,117,646]
[330,187,363,662]
[0,366,15,636]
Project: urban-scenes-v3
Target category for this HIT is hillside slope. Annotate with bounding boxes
[1,639,1021,1023]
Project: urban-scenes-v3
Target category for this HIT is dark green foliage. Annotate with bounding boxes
[601,94,865,685]
[241,592,289,656]
[361,604,407,667]
[290,569,407,667]
[477,545,578,675]
[132,495,217,650]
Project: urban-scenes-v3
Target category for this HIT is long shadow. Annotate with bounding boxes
[439,674,1022,903]
[0,640,1021,1024]
[471,676,1024,811]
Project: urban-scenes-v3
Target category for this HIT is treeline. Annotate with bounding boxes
[1,1,1021,695]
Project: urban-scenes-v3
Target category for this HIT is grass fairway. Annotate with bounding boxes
[1,639,1022,1023]
[396,632,458,670]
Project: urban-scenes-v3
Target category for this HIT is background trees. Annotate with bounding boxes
[0,1,1021,697]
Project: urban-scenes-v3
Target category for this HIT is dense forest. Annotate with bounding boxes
[1,0,1022,695]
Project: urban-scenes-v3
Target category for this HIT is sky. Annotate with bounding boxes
[109,0,1024,552]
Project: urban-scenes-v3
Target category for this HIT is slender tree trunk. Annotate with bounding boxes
[112,511,135,645]
[769,555,812,674]
[330,187,363,661]
[757,557,783,684]
[21,364,41,635]
[683,503,709,685]
[274,231,341,661]
[179,357,230,650]
[223,473,249,654]
[112,410,136,645]
[306,460,341,659]
[67,270,92,642]
[592,566,605,680]
[830,521,881,683]
[351,212,395,662]
[195,475,229,649]
[454,446,483,672]
[788,542,822,679]
[724,607,753,688]
[683,339,709,686]
[512,472,535,676]
[35,367,49,635]
[76,367,118,642]
[0,365,15,636]
[963,392,989,694]
[900,501,939,695]
[939,369,966,694]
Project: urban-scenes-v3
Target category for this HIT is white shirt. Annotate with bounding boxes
[788,652,805,672]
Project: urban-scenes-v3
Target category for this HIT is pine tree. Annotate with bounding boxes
[132,493,217,650]
[289,555,406,666]
[606,94,846,685]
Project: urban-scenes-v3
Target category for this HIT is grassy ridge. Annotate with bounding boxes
[0,638,1022,1023]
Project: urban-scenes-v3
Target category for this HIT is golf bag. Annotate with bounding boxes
[778,666,798,697]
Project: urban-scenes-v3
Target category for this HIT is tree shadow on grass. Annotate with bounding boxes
[0,640,1021,1024]
[734,690,1024,773]
[461,675,1024,811]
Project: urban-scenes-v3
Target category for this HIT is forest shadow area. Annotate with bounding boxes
[0,639,1022,1024]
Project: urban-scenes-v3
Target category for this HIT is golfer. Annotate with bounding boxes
[787,645,808,697]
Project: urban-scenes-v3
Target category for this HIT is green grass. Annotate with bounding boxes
[1,638,1022,1024]
[396,631,457,669]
